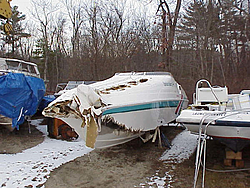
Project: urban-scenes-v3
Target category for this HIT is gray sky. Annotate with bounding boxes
[11,0,31,15]
[11,0,158,19]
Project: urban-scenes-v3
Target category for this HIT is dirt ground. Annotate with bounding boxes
[0,121,43,154]
[0,118,250,188]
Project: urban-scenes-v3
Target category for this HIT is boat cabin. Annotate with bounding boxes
[0,58,40,78]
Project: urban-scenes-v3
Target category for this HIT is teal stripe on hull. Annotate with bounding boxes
[103,100,180,115]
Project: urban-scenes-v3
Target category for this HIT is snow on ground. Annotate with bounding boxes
[0,120,198,188]
[160,129,198,163]
[0,119,93,188]
[138,129,198,188]
[138,169,174,188]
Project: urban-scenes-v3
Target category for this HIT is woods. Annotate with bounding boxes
[0,0,249,99]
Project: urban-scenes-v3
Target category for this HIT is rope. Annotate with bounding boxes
[17,107,24,122]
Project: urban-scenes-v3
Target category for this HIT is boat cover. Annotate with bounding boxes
[38,95,56,113]
[0,73,45,129]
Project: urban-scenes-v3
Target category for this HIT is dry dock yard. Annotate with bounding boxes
[0,117,250,188]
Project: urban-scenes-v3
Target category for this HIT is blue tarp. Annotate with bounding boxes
[38,95,56,113]
[0,73,45,129]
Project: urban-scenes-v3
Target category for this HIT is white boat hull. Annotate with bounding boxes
[184,123,250,140]
[43,72,188,148]
[176,109,250,151]
[103,101,183,131]
[0,115,13,131]
[60,117,143,149]
[177,110,250,139]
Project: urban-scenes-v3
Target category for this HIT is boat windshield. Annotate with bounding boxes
[21,62,37,74]
[145,72,171,76]
[0,58,40,78]
[5,59,39,76]
[65,81,85,90]
[6,60,20,70]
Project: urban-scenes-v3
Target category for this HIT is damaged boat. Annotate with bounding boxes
[0,58,45,130]
[176,79,250,152]
[43,72,188,148]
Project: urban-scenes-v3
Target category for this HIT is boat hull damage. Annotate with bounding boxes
[58,117,144,149]
[103,101,181,131]
[43,72,188,148]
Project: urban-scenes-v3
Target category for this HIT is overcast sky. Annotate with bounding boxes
[11,0,31,15]
[10,0,157,23]
[11,0,158,19]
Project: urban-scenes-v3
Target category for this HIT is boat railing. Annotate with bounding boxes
[194,79,228,111]
[193,107,250,188]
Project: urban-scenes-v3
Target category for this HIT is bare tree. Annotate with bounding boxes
[17,21,35,60]
[53,16,68,84]
[62,0,85,57]
[156,0,182,70]
[30,0,58,83]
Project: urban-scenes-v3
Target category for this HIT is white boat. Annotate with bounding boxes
[176,79,250,152]
[0,58,45,130]
[43,72,188,148]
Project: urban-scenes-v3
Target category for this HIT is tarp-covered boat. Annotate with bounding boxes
[43,72,188,148]
[0,58,45,129]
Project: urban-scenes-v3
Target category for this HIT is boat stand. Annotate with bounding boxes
[26,116,32,134]
[224,148,244,168]
[47,118,78,140]
[151,127,171,148]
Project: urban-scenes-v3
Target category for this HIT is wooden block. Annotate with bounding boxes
[224,159,232,166]
[54,118,66,137]
[235,160,244,168]
[225,149,242,160]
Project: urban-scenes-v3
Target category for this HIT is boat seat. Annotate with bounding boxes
[232,94,250,110]
[196,87,228,105]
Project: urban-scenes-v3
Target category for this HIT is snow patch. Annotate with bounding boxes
[137,129,197,187]
[0,119,93,188]
[160,130,198,163]
[0,120,198,188]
